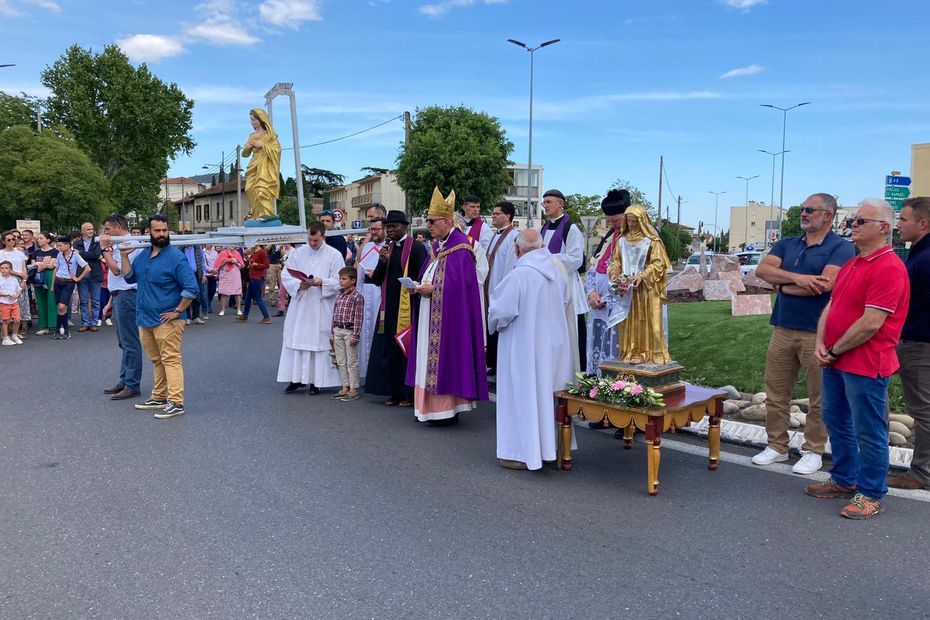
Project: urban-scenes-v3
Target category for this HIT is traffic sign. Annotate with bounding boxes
[887,197,906,211]
[886,175,911,186]
[352,219,362,229]
[884,186,910,200]
[333,209,345,223]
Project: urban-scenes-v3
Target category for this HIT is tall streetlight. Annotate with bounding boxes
[707,190,726,253]
[761,102,811,237]
[507,37,560,228]
[758,149,789,247]
[736,175,759,250]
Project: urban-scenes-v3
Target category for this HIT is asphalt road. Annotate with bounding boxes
[2,316,929,618]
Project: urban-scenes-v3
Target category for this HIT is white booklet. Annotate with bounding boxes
[398,277,420,289]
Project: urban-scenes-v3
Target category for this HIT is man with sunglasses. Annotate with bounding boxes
[753,193,855,474]
[806,199,909,519]
[887,197,930,491]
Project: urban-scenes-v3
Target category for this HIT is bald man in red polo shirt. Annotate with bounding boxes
[805,199,910,519]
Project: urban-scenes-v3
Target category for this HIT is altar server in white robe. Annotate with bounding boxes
[277,221,344,394]
[356,217,386,385]
[489,229,575,471]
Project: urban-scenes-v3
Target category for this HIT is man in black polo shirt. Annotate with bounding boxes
[753,193,856,474]
[889,197,930,490]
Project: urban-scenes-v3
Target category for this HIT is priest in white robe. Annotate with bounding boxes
[277,222,345,394]
[356,218,386,386]
[485,201,519,375]
[489,229,575,471]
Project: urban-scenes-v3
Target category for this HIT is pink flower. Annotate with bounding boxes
[589,387,599,399]
[611,380,626,390]
[630,385,644,396]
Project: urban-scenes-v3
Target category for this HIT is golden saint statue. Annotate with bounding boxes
[243,108,282,221]
[606,205,672,365]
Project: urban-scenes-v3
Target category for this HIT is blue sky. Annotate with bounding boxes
[2,0,929,229]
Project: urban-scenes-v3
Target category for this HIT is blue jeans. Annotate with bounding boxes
[206,277,217,313]
[199,279,209,316]
[821,367,890,500]
[112,290,143,392]
[78,278,102,326]
[243,278,269,319]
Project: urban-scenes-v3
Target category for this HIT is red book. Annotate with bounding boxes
[287,268,313,283]
[394,325,413,357]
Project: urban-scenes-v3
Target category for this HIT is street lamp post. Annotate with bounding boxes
[707,190,726,253]
[508,37,560,229]
[758,149,789,247]
[736,175,759,250]
[761,102,811,238]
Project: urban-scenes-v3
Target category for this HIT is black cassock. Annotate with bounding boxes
[364,238,428,398]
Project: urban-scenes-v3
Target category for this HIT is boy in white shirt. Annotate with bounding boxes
[0,260,25,345]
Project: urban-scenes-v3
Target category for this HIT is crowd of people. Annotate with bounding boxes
[3,189,927,520]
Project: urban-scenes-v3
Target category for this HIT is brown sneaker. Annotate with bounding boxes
[887,472,929,490]
[259,318,272,324]
[841,493,884,519]
[500,459,528,470]
[805,478,857,499]
[236,316,248,322]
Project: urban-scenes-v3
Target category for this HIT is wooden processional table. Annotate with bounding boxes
[555,384,727,496]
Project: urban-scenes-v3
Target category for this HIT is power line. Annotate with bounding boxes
[282,114,404,151]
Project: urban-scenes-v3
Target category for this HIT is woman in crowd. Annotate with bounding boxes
[203,244,218,314]
[30,232,58,335]
[214,245,244,316]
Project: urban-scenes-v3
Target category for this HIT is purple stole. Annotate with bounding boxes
[467,219,484,243]
[541,216,569,254]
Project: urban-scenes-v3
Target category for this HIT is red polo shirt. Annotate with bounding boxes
[823,246,910,378]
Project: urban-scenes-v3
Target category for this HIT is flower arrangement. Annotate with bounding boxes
[566,373,665,409]
[611,274,634,296]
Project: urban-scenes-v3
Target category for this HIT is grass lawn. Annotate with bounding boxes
[666,300,905,413]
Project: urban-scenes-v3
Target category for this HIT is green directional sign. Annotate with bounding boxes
[887,197,906,211]
[884,185,910,200]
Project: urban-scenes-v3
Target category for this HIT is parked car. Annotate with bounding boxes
[734,251,765,276]
[685,251,714,274]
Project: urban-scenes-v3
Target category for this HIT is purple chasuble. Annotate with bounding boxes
[540,216,569,254]
[405,228,489,401]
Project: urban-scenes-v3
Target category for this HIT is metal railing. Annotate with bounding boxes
[351,192,381,207]
[507,186,538,198]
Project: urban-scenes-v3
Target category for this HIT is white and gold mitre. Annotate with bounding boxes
[427,186,456,220]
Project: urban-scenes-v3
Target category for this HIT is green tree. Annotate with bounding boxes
[0,125,111,231]
[563,193,602,231]
[283,176,298,197]
[277,196,300,226]
[0,91,43,130]
[395,105,513,216]
[360,166,390,176]
[41,44,195,213]
[781,205,803,238]
[302,166,345,198]
[610,178,657,221]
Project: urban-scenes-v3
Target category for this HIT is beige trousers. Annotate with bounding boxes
[139,320,186,404]
[764,326,827,454]
[333,326,360,389]
[266,264,282,300]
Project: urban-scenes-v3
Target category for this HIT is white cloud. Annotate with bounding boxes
[419,0,507,19]
[720,0,767,11]
[117,34,185,62]
[184,84,265,104]
[0,0,20,15]
[720,64,764,79]
[24,0,61,12]
[186,1,261,46]
[259,0,322,28]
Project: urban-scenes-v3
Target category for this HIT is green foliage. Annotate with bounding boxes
[0,91,42,130]
[360,166,390,176]
[395,105,513,215]
[302,167,345,198]
[283,176,298,197]
[781,205,803,238]
[41,44,195,213]
[564,193,602,232]
[277,196,301,226]
[610,178,657,221]
[660,227,683,262]
[717,229,730,253]
[0,125,111,231]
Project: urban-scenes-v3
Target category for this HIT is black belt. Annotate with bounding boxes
[110,289,136,297]
[333,322,354,329]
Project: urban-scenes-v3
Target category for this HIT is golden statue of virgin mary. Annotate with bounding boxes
[242,108,282,221]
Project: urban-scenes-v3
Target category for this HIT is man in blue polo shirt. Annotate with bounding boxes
[119,215,200,419]
[753,193,856,474]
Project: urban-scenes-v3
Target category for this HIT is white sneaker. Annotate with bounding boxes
[185,319,191,325]
[11,335,23,345]
[751,446,789,466]
[105,318,113,326]
[219,311,225,316]
[236,310,243,316]
[35,329,49,336]
[97,319,102,326]
[194,317,206,325]
[792,451,823,475]
[1,337,14,346]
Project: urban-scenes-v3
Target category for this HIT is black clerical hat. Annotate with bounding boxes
[600,189,631,215]
[543,189,565,201]
[384,210,409,225]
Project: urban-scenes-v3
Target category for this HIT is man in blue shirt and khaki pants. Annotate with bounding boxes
[119,215,200,419]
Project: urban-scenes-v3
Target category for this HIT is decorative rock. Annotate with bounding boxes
[742,272,775,290]
[703,280,732,301]
[729,399,752,409]
[711,254,740,274]
[790,411,807,427]
[667,267,705,293]
[722,400,741,416]
[790,398,810,413]
[731,293,772,316]
[889,420,912,438]
[720,385,741,399]
[751,392,768,404]
[741,404,768,421]
[789,416,801,429]
[889,414,915,431]
[889,431,907,447]
[718,270,746,292]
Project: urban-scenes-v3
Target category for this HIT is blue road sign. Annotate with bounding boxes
[886,175,911,186]
[353,219,363,229]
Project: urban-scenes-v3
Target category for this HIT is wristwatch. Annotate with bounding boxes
[827,347,840,359]
[102,247,113,253]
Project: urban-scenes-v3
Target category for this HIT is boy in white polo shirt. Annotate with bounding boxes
[0,260,25,345]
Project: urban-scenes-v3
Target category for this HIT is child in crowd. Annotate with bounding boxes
[53,235,90,340]
[331,266,364,402]
[0,260,25,345]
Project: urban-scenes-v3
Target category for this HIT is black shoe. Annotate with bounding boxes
[103,383,125,395]
[275,311,284,317]
[427,413,460,426]
[154,402,185,419]
[110,388,141,401]
[283,382,305,394]
[307,384,321,396]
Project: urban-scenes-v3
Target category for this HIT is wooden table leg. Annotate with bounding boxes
[645,416,662,495]
[556,397,572,471]
[708,397,722,471]
[623,424,634,450]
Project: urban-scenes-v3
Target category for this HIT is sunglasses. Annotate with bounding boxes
[801,207,829,214]
[426,218,442,225]
[851,217,884,226]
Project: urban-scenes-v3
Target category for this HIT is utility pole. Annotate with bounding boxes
[36,101,42,133]
[236,145,242,228]
[676,195,682,236]
[220,150,226,227]
[404,111,411,215]
[657,156,664,231]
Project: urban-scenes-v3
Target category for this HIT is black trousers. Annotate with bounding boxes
[577,313,587,372]
[486,330,499,374]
